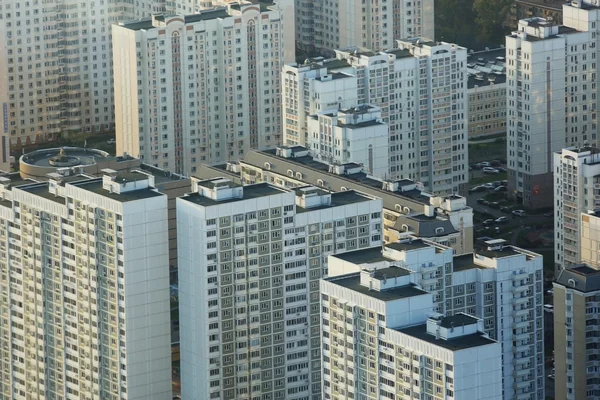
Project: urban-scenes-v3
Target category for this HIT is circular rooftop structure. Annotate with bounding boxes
[20,147,112,179]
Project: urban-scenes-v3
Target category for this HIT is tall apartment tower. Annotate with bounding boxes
[321,271,503,400]
[0,0,178,147]
[553,265,600,400]
[113,5,284,175]
[282,39,469,195]
[295,0,434,56]
[327,238,546,400]
[177,178,382,400]
[0,170,172,399]
[554,147,600,274]
[306,105,390,179]
[506,2,600,209]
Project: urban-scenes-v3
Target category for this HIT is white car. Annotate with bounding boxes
[482,167,499,174]
[106,138,116,145]
[480,161,491,167]
[543,304,554,313]
[512,209,526,217]
[547,288,554,295]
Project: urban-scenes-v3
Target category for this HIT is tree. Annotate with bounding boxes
[434,0,478,49]
[473,0,513,43]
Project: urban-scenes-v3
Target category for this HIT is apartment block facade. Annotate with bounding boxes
[507,2,600,209]
[321,269,502,400]
[327,238,546,400]
[177,177,382,400]
[553,265,600,400]
[113,5,285,174]
[581,210,600,267]
[553,147,600,274]
[295,0,434,55]
[0,170,172,399]
[229,147,474,255]
[306,105,390,179]
[283,39,469,195]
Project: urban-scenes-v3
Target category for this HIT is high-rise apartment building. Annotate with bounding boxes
[553,264,600,400]
[0,0,177,147]
[177,177,382,400]
[202,146,474,255]
[580,210,600,267]
[0,169,172,399]
[306,105,390,179]
[282,39,469,195]
[326,238,546,400]
[506,2,600,209]
[553,147,600,274]
[113,5,285,174]
[321,269,503,400]
[295,0,434,55]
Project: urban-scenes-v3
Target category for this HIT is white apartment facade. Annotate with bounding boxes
[506,3,600,209]
[306,105,390,179]
[283,40,469,195]
[0,0,183,147]
[0,170,172,399]
[327,238,545,400]
[554,147,600,274]
[321,269,502,400]
[113,4,285,174]
[177,177,382,400]
[295,0,434,55]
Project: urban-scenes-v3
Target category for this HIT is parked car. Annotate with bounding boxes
[106,138,116,145]
[496,167,507,173]
[495,216,509,224]
[512,209,526,217]
[490,160,501,167]
[483,167,500,174]
[480,161,491,167]
[547,288,554,295]
[543,304,554,313]
[470,163,481,170]
[500,206,511,213]
[483,219,495,226]
[543,212,553,217]
[547,374,555,381]
[491,181,502,188]
[476,197,487,204]
[469,185,486,193]
[494,186,507,192]
[489,202,500,209]
[500,180,508,186]
[483,183,495,189]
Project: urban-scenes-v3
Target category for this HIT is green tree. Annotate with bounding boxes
[473,0,513,43]
[434,0,478,48]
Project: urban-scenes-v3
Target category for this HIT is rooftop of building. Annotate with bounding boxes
[120,8,231,31]
[296,190,374,213]
[385,48,413,59]
[20,147,111,168]
[395,323,496,351]
[386,239,431,252]
[181,182,286,206]
[555,264,600,293]
[371,266,412,280]
[138,163,187,184]
[315,72,353,81]
[515,0,565,11]
[453,253,482,272]
[332,246,396,264]
[467,48,507,89]
[0,172,37,188]
[73,178,165,202]
[396,215,458,237]
[246,148,434,207]
[435,313,479,329]
[326,273,428,301]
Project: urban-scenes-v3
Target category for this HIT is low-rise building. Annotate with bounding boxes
[467,49,507,138]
